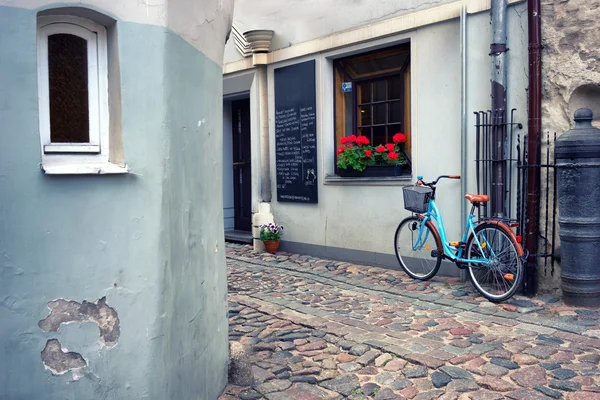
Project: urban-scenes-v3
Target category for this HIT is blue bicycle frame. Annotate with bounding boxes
[415,198,494,265]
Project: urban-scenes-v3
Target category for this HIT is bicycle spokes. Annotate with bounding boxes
[395,217,441,280]
[467,226,521,300]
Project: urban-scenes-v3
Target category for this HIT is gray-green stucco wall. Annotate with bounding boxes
[0,6,228,399]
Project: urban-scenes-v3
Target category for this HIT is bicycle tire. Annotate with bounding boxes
[465,223,523,302]
[394,216,442,280]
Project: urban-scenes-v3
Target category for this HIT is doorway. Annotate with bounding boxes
[231,99,252,232]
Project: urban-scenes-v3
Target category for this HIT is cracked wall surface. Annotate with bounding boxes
[0,1,232,399]
[541,0,600,133]
[39,297,120,347]
[537,0,600,291]
[41,339,87,380]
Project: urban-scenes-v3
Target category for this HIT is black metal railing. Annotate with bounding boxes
[517,132,557,294]
[474,109,522,220]
[474,109,557,296]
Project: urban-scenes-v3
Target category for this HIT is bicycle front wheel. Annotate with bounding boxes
[394,216,442,280]
[465,223,523,302]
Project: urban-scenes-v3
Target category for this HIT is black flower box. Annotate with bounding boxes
[337,165,407,178]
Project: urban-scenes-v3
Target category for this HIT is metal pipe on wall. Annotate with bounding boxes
[490,0,508,218]
[460,5,468,281]
[526,0,542,295]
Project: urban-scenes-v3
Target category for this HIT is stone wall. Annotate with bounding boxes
[538,0,600,291]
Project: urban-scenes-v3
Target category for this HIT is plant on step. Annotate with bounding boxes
[336,133,408,172]
[260,223,284,241]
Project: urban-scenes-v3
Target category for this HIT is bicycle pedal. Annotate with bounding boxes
[449,241,467,248]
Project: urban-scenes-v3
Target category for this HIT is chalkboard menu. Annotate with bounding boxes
[274,60,318,203]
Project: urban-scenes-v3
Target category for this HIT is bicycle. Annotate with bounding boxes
[394,174,524,302]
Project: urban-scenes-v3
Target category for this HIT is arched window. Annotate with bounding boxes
[37,16,108,155]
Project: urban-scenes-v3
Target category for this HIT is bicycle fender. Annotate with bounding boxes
[471,220,524,257]
[426,220,443,250]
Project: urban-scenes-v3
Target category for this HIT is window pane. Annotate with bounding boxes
[358,82,371,104]
[350,53,408,76]
[358,105,371,127]
[389,76,402,100]
[48,33,89,143]
[388,123,402,136]
[373,104,386,125]
[373,126,386,146]
[388,101,402,123]
[358,127,371,142]
[376,53,408,72]
[373,80,386,102]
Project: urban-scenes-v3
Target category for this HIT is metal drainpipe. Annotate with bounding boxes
[490,0,508,218]
[460,6,468,281]
[526,0,542,295]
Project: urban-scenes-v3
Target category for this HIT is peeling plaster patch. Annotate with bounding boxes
[41,339,86,380]
[39,297,120,347]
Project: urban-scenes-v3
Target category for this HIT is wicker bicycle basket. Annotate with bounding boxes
[402,185,433,214]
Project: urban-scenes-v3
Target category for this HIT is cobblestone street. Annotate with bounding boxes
[220,243,600,400]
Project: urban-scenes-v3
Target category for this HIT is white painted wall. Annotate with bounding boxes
[225,0,457,63]
[260,5,529,258]
[465,4,529,214]
[223,100,234,230]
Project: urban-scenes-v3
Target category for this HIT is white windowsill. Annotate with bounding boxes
[41,163,129,175]
[44,144,101,153]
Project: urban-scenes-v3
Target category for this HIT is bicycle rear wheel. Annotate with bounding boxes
[465,223,523,302]
[394,216,442,280]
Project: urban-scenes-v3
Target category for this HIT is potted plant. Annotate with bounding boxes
[260,222,284,254]
[336,133,409,177]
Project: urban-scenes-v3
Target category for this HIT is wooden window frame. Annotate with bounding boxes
[334,44,412,174]
[37,16,108,155]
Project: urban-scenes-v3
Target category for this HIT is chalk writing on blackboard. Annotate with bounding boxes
[274,60,318,203]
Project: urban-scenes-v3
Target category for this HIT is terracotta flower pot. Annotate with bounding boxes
[263,240,280,254]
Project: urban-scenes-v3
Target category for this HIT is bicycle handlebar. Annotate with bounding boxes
[417,175,460,187]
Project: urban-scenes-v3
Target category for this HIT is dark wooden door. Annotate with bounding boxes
[232,99,252,231]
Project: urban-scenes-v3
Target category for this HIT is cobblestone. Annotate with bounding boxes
[220,244,600,400]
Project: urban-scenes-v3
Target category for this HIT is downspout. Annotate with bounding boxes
[526,0,542,295]
[460,6,468,281]
[490,0,508,218]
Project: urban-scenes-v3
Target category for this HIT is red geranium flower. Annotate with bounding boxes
[337,146,346,155]
[376,145,386,153]
[365,149,373,157]
[356,135,370,146]
[340,137,348,144]
[348,144,353,149]
[347,135,357,143]
[388,151,399,160]
[385,143,395,152]
[393,133,407,143]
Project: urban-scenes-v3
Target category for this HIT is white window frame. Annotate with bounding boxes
[37,16,121,174]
